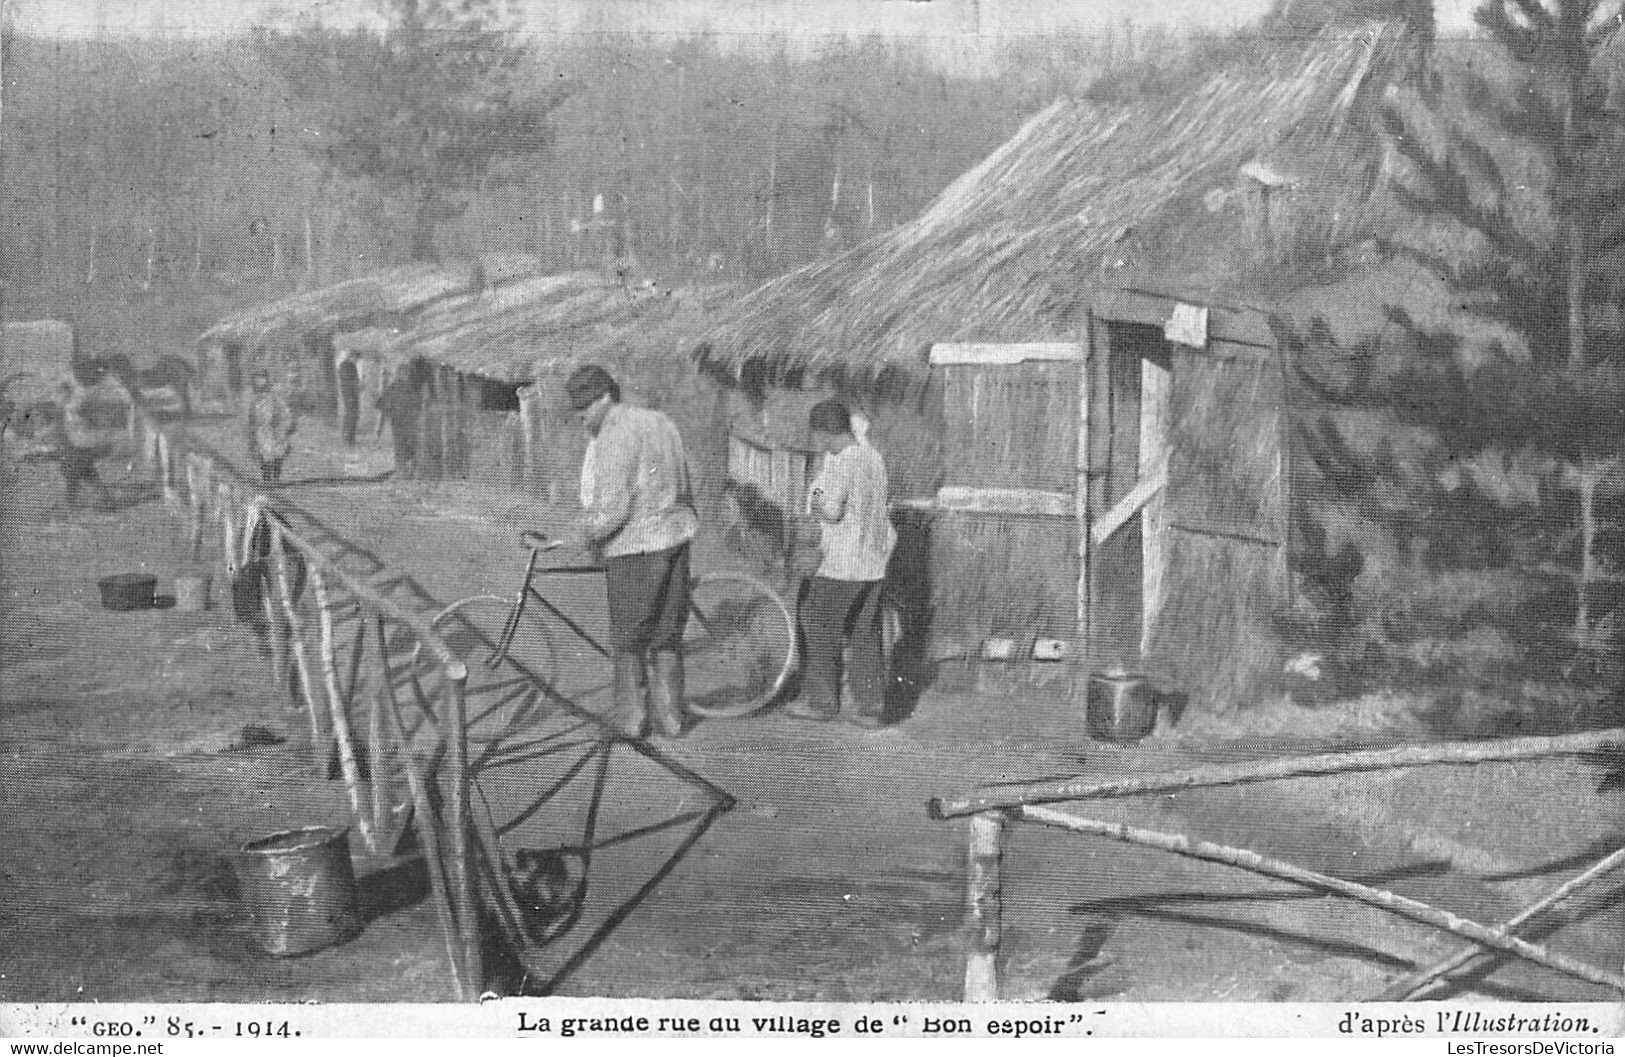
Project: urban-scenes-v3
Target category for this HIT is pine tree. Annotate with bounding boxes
[1376,0,1625,676]
[252,0,568,261]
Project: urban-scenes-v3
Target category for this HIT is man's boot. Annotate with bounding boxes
[647,648,687,739]
[609,650,648,738]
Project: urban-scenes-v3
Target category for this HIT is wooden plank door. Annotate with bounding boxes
[1148,342,1288,706]
[927,343,1084,668]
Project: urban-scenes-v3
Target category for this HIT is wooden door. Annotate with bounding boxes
[927,343,1084,675]
[1147,342,1288,707]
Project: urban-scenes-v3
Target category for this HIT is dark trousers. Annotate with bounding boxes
[603,543,691,652]
[800,576,885,717]
[61,446,101,503]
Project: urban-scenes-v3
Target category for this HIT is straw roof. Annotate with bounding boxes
[701,26,1407,385]
[197,260,513,350]
[385,272,734,383]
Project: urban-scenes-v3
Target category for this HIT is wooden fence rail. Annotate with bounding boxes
[134,410,483,1000]
[939,728,1625,1002]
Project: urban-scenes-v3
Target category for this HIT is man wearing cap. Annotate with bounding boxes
[564,365,699,739]
[788,399,896,728]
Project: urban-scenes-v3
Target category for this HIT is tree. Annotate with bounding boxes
[1364,0,1625,679]
[252,0,568,261]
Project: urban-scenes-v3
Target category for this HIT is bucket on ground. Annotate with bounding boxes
[1085,669,1156,744]
[98,573,157,612]
[172,571,212,612]
[232,826,363,956]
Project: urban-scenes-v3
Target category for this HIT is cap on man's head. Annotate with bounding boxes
[566,364,618,410]
[808,399,851,435]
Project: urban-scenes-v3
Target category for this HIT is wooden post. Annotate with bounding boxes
[308,562,376,851]
[965,810,1006,1001]
[185,456,203,559]
[382,690,474,1001]
[269,522,327,773]
[443,672,483,995]
[1074,314,1094,679]
[157,432,177,510]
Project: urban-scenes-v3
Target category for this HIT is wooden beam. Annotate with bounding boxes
[935,486,1073,517]
[930,728,1625,819]
[1075,314,1094,678]
[1090,462,1168,547]
[929,342,1082,366]
[1020,805,1625,994]
[1094,288,1276,350]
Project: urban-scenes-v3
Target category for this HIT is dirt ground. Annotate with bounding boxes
[2,408,1621,1006]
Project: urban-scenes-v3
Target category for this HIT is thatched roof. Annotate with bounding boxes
[701,26,1408,385]
[385,272,734,383]
[196,255,550,350]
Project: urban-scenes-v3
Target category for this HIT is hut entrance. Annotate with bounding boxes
[924,289,1286,708]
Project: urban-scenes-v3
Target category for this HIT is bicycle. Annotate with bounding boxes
[428,529,797,746]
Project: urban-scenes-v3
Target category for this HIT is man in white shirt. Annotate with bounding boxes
[787,400,896,728]
[566,365,699,739]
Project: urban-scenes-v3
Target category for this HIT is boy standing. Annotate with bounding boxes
[788,400,896,728]
[246,369,296,484]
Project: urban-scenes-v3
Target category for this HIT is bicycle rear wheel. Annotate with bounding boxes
[682,572,795,719]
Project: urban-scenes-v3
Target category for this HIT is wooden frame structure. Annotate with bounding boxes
[132,410,485,1000]
[930,728,1625,1002]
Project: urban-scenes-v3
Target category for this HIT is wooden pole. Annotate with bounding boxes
[444,672,484,994]
[930,728,1625,819]
[1376,845,1625,1001]
[157,432,177,510]
[1019,805,1625,993]
[382,687,473,1001]
[308,562,376,851]
[368,678,390,841]
[964,810,1006,1001]
[269,522,327,773]
[1074,314,1093,686]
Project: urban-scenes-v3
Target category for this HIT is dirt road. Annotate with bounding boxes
[2,418,1620,1003]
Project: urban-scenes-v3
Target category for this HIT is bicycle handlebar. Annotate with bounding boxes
[520,529,564,552]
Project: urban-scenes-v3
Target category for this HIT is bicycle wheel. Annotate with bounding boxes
[427,595,567,750]
[682,572,795,719]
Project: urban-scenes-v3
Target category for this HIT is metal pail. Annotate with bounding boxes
[232,826,362,956]
[1086,670,1156,744]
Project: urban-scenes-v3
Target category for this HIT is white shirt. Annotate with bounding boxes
[807,441,895,581]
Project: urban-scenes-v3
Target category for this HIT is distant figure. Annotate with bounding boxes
[337,356,361,446]
[374,368,419,474]
[245,369,296,485]
[786,400,896,729]
[565,364,699,740]
[54,380,108,508]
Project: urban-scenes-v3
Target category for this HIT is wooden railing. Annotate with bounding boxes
[931,728,1625,1002]
[133,410,484,1000]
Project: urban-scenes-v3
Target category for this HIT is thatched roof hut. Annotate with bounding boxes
[197,264,478,352]
[700,26,1405,386]
[374,270,734,497]
[697,27,1412,711]
[385,272,730,383]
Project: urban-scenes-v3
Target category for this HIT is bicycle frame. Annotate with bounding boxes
[491,544,613,669]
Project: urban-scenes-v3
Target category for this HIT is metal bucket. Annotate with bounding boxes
[98,573,157,612]
[232,826,362,956]
[1086,670,1157,744]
